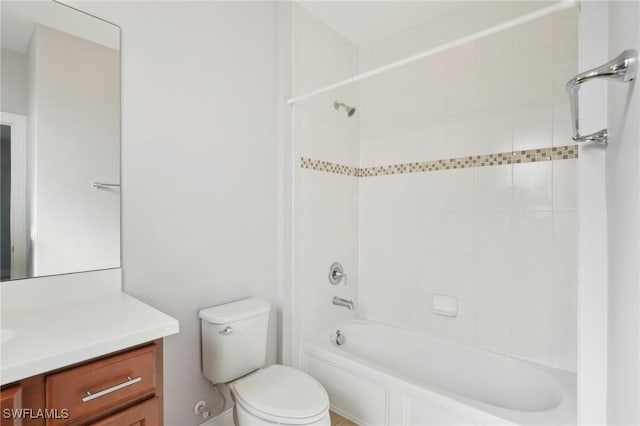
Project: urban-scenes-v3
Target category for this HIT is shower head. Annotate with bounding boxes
[333,101,356,117]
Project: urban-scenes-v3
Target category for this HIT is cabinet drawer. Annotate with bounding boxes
[46,345,157,425]
[88,397,159,426]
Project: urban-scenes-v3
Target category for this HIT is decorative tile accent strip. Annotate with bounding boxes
[301,145,578,178]
[300,158,359,177]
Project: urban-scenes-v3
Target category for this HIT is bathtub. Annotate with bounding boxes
[301,320,576,426]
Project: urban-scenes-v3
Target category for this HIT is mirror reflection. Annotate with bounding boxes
[1,1,120,281]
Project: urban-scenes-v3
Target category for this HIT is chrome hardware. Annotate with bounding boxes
[219,326,233,335]
[329,262,346,285]
[82,376,142,402]
[332,296,354,310]
[334,329,345,346]
[194,400,211,419]
[93,182,120,189]
[333,101,356,117]
[566,49,637,145]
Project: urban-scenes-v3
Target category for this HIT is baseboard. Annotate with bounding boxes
[199,407,234,426]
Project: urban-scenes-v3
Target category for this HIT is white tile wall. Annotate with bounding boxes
[299,170,359,337]
[294,5,360,338]
[293,5,359,96]
[477,301,511,354]
[357,3,579,372]
[296,2,578,372]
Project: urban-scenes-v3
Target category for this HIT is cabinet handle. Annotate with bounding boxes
[82,376,142,403]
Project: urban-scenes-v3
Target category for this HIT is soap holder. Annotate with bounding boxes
[433,294,458,317]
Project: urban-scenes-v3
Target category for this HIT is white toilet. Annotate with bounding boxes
[199,298,331,426]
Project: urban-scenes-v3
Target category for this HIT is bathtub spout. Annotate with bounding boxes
[333,296,355,310]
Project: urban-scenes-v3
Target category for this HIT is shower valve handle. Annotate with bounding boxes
[332,269,345,281]
[329,262,347,285]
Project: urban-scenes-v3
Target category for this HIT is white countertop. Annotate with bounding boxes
[0,269,179,384]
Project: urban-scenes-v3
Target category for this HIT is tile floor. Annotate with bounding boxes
[330,411,358,426]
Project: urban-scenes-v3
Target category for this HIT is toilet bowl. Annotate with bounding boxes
[230,365,330,425]
[199,298,330,426]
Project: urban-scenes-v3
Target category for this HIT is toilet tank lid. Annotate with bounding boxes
[199,298,270,324]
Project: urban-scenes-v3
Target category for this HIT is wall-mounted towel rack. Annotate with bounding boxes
[93,182,120,189]
[566,49,637,145]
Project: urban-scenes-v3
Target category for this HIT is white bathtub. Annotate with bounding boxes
[301,320,576,426]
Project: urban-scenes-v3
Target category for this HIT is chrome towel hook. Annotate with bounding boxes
[566,49,637,145]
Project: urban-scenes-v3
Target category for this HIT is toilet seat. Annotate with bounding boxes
[231,365,330,424]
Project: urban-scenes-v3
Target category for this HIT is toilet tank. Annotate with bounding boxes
[199,298,270,384]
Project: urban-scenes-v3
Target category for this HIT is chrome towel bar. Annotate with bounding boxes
[93,182,120,189]
[566,49,637,145]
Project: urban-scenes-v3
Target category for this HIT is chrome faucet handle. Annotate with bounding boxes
[329,262,347,285]
[333,269,347,283]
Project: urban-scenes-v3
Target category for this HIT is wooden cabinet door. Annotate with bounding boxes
[88,398,159,426]
[0,385,22,426]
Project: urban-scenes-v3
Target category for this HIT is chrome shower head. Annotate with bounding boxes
[333,101,356,117]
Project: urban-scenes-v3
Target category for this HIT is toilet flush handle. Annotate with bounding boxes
[219,326,233,335]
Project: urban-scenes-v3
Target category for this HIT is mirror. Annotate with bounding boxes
[1,1,120,281]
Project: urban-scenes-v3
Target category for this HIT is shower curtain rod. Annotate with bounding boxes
[286,0,577,105]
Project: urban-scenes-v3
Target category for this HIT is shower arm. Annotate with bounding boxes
[565,49,637,145]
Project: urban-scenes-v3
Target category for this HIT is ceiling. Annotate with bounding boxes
[296,1,467,47]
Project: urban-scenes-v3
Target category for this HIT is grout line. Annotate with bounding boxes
[301,145,578,178]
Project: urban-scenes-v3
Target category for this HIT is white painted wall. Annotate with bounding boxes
[26,24,120,277]
[293,5,359,358]
[1,48,29,277]
[69,2,284,425]
[576,2,609,423]
[275,1,294,367]
[26,25,37,278]
[1,48,28,115]
[606,1,640,424]
[357,3,578,372]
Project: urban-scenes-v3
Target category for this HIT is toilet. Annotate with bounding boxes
[199,298,330,426]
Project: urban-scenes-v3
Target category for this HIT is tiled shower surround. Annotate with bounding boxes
[295,2,578,373]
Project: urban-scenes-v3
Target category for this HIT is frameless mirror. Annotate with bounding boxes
[1,1,120,281]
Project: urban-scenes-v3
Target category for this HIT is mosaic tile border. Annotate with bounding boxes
[301,145,578,178]
[300,158,360,177]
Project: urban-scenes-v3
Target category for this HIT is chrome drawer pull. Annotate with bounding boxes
[82,376,142,403]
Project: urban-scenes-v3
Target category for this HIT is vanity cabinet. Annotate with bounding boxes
[0,385,22,426]
[0,340,163,426]
[1,376,46,426]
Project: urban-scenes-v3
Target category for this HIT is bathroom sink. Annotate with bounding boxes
[0,329,15,346]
